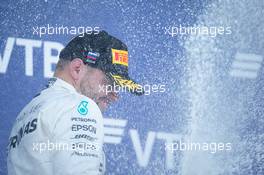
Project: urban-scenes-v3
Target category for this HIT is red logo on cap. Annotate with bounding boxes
[112,49,128,66]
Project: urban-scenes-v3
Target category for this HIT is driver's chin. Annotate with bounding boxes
[81,90,108,111]
[97,101,108,111]
[93,96,109,111]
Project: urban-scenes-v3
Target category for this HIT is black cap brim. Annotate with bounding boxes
[109,73,144,96]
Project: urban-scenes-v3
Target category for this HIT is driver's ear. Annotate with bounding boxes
[69,58,84,80]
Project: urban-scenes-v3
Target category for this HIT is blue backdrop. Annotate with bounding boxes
[1,0,263,175]
[0,1,207,174]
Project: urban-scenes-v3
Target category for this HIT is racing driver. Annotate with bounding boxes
[7,30,144,175]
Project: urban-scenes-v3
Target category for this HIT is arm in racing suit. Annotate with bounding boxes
[7,78,105,175]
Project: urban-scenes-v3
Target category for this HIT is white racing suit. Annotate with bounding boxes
[7,77,105,175]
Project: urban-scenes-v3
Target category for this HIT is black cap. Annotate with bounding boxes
[59,30,144,95]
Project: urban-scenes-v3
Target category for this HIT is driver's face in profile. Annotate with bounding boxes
[79,67,118,111]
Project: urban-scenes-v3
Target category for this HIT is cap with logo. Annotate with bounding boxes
[59,30,144,95]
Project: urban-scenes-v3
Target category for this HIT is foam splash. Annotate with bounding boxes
[180,0,264,174]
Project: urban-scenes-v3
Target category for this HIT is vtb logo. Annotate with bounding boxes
[230,52,263,79]
[103,118,182,170]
